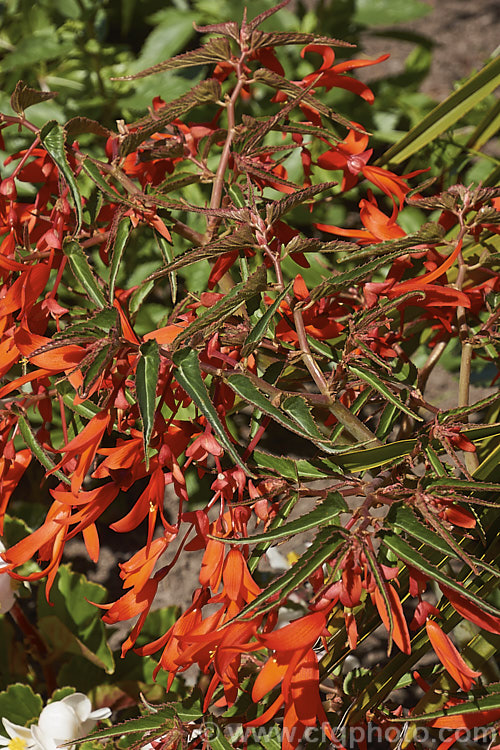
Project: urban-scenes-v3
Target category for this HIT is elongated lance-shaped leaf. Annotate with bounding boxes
[119,79,221,156]
[80,158,137,207]
[349,364,422,422]
[155,232,177,304]
[250,30,354,49]
[63,240,107,308]
[379,54,500,165]
[172,348,251,476]
[225,373,337,453]
[340,223,445,263]
[427,477,500,493]
[386,686,500,726]
[306,249,416,304]
[17,414,71,486]
[39,121,82,235]
[214,493,347,545]
[172,266,267,349]
[78,342,116,400]
[253,68,358,133]
[382,533,500,618]
[241,280,293,356]
[389,506,500,578]
[334,439,416,472]
[113,37,232,80]
[248,493,299,574]
[265,182,337,225]
[229,527,345,622]
[147,225,255,280]
[109,217,131,302]
[81,705,178,741]
[136,339,160,470]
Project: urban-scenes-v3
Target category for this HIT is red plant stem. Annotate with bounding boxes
[207,56,248,237]
[9,602,57,695]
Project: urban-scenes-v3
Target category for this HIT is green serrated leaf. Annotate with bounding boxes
[63,240,107,308]
[230,527,344,621]
[136,339,160,470]
[225,373,336,452]
[349,364,422,421]
[382,533,500,618]
[17,413,71,486]
[114,37,232,80]
[253,450,298,480]
[109,218,132,302]
[172,348,251,475]
[215,493,346,545]
[82,706,177,741]
[334,439,416,472]
[241,281,292,356]
[173,266,267,348]
[39,120,82,235]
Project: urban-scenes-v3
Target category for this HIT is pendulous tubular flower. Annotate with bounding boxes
[0,539,17,614]
[0,693,111,750]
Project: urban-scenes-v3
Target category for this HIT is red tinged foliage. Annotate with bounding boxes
[0,9,499,749]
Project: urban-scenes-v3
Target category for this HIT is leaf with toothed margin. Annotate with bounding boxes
[136,339,160,470]
[172,348,252,476]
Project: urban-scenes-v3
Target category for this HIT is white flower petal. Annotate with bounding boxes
[1,719,34,741]
[59,694,92,723]
[38,703,80,743]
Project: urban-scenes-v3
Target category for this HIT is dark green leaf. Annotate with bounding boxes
[63,240,107,308]
[17,413,71,486]
[382,533,500,617]
[39,121,82,235]
[173,266,267,348]
[78,343,115,400]
[216,493,346,544]
[82,705,178,740]
[231,527,344,620]
[349,364,422,421]
[136,340,160,469]
[253,450,298,480]
[172,348,251,475]
[225,373,336,452]
[241,280,292,356]
[0,684,43,732]
[109,218,132,302]
[335,439,416,472]
[265,182,337,225]
[389,506,500,577]
[426,478,500,493]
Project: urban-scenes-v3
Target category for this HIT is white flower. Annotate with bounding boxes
[0,718,41,750]
[0,693,111,750]
[0,539,17,615]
